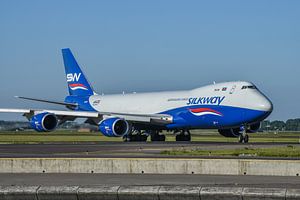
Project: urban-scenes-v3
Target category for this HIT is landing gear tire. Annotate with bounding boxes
[238,134,249,143]
[123,135,130,142]
[244,134,249,143]
[175,130,191,141]
[150,131,166,142]
[123,131,148,142]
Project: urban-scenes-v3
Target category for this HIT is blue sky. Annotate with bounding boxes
[0,0,299,121]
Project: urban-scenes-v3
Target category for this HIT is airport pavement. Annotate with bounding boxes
[0,142,299,159]
[0,173,299,188]
[1,174,300,200]
[1,143,300,199]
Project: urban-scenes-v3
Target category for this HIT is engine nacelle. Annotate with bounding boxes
[218,128,241,137]
[99,117,130,137]
[30,112,58,132]
[246,122,261,133]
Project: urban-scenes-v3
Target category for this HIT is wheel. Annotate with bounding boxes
[185,134,191,141]
[176,134,191,141]
[176,134,182,141]
[159,134,166,141]
[244,134,249,143]
[123,132,148,142]
[140,134,148,142]
[176,130,191,141]
[150,135,157,141]
[150,132,165,142]
[238,135,243,143]
[123,135,130,142]
[238,134,249,143]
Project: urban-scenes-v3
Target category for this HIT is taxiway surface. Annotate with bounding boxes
[0,142,298,159]
[0,173,299,188]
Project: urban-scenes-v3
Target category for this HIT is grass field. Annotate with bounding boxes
[0,130,299,144]
[161,146,300,157]
[0,131,120,143]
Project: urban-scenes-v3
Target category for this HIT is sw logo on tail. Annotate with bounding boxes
[67,73,82,82]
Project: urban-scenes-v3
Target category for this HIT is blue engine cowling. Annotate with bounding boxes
[30,112,58,132]
[218,128,241,137]
[219,122,261,137]
[246,122,261,133]
[99,117,130,137]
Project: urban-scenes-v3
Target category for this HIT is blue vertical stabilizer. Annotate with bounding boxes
[62,48,95,96]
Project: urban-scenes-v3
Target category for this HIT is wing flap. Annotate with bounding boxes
[40,110,99,118]
[100,112,173,124]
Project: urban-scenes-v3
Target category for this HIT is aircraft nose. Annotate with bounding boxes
[258,96,273,112]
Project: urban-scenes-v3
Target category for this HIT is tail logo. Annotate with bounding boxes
[69,83,88,91]
[189,108,223,117]
[67,73,81,82]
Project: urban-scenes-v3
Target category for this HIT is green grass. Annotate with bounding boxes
[0,131,121,143]
[161,146,300,157]
[0,130,299,144]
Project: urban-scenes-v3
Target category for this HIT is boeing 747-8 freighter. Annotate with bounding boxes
[0,49,273,143]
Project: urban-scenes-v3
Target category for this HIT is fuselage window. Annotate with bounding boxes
[241,85,257,90]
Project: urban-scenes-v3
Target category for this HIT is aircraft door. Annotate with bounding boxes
[229,85,236,94]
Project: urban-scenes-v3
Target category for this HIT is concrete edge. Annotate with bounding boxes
[1,158,300,176]
[0,185,299,199]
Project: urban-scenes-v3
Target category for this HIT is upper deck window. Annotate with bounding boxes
[241,85,257,90]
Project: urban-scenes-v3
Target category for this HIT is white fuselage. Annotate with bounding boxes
[89,81,272,114]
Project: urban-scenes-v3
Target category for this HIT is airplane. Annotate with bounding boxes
[0,48,273,143]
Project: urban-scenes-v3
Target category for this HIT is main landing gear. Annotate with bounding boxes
[122,128,192,142]
[175,130,191,141]
[123,130,166,142]
[123,130,148,142]
[150,131,166,142]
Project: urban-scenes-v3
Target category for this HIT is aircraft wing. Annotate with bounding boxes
[0,109,173,125]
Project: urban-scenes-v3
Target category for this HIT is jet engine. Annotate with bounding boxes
[218,122,261,137]
[99,117,130,137]
[218,128,241,137]
[30,112,58,132]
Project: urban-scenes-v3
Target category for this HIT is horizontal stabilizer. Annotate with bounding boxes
[15,96,77,108]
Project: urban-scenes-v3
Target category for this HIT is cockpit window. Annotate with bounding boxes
[241,85,257,90]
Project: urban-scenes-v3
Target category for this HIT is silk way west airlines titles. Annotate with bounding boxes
[0,49,273,143]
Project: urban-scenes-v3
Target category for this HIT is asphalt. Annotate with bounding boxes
[0,173,299,188]
[0,142,299,159]
[1,143,299,188]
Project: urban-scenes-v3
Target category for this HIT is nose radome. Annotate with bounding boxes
[258,97,273,112]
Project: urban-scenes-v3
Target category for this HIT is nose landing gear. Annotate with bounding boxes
[238,126,249,143]
[238,133,249,143]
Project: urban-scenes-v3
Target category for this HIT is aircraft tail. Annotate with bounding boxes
[62,48,95,96]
